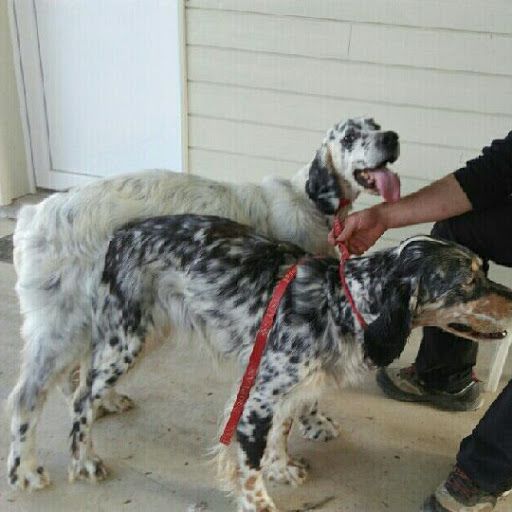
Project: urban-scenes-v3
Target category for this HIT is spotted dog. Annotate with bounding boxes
[8,117,401,491]
[10,215,512,511]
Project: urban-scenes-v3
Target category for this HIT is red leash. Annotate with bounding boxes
[332,200,368,330]
[219,264,298,445]
[219,199,366,445]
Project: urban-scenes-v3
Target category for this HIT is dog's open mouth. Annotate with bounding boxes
[353,167,401,203]
[448,322,507,340]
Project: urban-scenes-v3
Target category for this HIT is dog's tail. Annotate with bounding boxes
[209,388,241,496]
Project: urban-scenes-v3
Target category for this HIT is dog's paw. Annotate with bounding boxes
[237,498,280,512]
[298,411,340,442]
[265,457,309,486]
[69,455,108,483]
[237,506,280,512]
[95,392,135,419]
[8,459,50,491]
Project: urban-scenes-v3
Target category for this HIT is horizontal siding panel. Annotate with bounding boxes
[189,81,511,151]
[350,24,512,76]
[395,145,473,182]
[189,116,476,182]
[187,9,351,59]
[189,116,318,163]
[187,1,512,35]
[190,150,432,200]
[188,47,512,116]
[189,149,434,200]
[189,148,299,183]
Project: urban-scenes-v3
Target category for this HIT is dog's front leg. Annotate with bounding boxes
[235,392,280,512]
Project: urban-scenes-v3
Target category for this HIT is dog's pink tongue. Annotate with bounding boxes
[370,168,401,203]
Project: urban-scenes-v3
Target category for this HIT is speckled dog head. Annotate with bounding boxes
[305,117,401,214]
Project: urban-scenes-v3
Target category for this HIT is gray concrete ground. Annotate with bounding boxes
[0,216,511,512]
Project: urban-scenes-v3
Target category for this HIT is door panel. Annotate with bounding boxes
[11,0,186,189]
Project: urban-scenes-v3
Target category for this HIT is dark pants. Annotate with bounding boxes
[416,198,512,494]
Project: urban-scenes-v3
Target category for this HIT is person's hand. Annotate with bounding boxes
[329,206,388,255]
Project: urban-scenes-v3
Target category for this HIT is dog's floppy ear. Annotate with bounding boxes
[363,281,416,367]
[305,149,341,215]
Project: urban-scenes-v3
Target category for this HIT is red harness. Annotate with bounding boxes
[219,199,366,445]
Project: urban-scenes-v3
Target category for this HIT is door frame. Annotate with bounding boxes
[8,0,189,191]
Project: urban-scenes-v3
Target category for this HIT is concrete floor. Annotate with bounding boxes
[0,216,511,512]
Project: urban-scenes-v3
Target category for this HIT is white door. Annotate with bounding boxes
[10,0,186,190]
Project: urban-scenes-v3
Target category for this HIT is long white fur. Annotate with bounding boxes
[8,117,399,495]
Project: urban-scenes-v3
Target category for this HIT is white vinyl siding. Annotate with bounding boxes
[185,1,512,284]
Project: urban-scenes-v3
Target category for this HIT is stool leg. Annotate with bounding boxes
[486,336,512,392]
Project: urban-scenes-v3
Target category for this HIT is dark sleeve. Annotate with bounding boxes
[454,131,512,211]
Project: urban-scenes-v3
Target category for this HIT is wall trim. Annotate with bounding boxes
[7,0,36,195]
[178,0,189,172]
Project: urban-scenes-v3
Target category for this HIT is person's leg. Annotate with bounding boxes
[415,328,478,392]
[422,379,512,511]
[457,378,512,495]
[416,200,512,391]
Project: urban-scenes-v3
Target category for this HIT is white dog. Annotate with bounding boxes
[8,117,400,491]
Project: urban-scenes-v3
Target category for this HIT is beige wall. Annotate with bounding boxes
[185,0,512,248]
[185,0,512,288]
[0,0,31,206]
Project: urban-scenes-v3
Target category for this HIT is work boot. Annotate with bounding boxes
[377,365,483,411]
[421,466,504,511]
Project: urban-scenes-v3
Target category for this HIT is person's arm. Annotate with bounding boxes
[377,174,472,229]
[335,130,512,255]
[335,175,471,255]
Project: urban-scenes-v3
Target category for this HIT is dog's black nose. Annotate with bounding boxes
[381,131,399,149]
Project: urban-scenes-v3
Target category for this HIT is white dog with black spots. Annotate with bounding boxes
[8,117,400,491]
[15,215,512,511]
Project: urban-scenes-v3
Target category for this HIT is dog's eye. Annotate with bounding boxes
[342,133,356,145]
